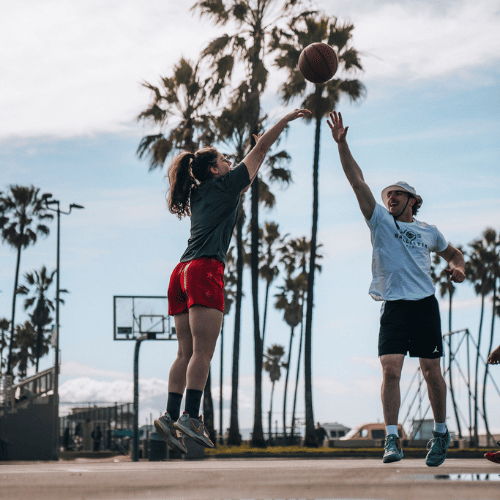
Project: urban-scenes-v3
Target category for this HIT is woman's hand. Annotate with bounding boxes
[285,108,311,122]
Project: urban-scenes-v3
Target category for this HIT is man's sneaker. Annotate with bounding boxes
[485,451,500,464]
[174,412,214,448]
[154,413,187,454]
[383,434,404,463]
[425,430,451,467]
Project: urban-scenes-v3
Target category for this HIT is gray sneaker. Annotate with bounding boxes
[154,413,187,454]
[174,412,214,448]
[383,434,404,463]
[425,430,451,467]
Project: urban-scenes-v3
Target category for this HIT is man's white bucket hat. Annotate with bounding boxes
[381,181,423,210]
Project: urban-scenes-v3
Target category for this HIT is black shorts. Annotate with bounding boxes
[378,294,443,359]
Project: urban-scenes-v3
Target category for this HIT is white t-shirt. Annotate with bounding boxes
[365,203,448,301]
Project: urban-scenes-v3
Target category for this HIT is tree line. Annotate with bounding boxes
[135,0,365,448]
[0,186,64,380]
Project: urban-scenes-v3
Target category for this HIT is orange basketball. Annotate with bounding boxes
[298,43,338,84]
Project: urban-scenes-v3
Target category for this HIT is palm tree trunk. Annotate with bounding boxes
[251,177,265,447]
[219,318,224,443]
[35,324,43,372]
[482,277,497,446]
[0,329,4,373]
[268,381,275,444]
[228,209,244,446]
[291,315,304,442]
[249,27,265,447]
[303,108,322,447]
[447,293,462,438]
[261,281,271,348]
[203,368,216,445]
[282,326,295,443]
[474,293,485,446]
[7,241,23,376]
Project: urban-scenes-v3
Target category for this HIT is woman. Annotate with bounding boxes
[154,108,311,453]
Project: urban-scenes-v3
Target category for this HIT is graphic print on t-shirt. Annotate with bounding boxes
[394,227,428,248]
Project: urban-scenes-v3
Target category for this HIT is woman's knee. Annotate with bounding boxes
[176,348,193,364]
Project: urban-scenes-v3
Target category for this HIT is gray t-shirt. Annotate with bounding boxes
[180,162,250,264]
[365,203,448,301]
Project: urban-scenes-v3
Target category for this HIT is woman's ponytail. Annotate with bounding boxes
[167,152,195,218]
[166,147,219,218]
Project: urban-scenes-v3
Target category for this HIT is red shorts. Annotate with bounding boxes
[167,257,225,315]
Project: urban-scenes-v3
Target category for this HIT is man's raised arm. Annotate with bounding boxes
[327,111,376,221]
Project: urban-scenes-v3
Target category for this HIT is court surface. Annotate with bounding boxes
[1,457,499,500]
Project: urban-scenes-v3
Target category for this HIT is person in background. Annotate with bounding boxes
[315,422,327,447]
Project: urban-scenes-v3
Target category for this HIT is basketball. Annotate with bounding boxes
[298,43,338,84]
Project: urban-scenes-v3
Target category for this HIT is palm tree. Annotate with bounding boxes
[11,321,37,380]
[478,229,500,445]
[0,186,53,376]
[263,344,286,442]
[275,275,305,443]
[136,58,215,167]
[17,266,65,372]
[217,93,294,447]
[272,12,365,446]
[465,229,496,445]
[279,236,322,440]
[259,222,283,349]
[213,93,252,446]
[218,246,238,443]
[193,0,308,449]
[431,250,462,438]
[0,318,9,373]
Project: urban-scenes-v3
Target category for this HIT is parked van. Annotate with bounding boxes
[340,423,406,440]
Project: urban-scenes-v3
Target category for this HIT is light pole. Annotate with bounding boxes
[45,197,84,459]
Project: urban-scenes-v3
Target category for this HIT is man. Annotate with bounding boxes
[485,345,500,464]
[315,422,327,447]
[328,111,465,467]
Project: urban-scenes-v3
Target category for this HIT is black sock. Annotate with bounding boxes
[185,389,203,419]
[166,392,183,421]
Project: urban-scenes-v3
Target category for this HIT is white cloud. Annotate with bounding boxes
[2,0,499,139]
[62,360,131,380]
[350,356,380,371]
[330,0,500,85]
[438,297,482,312]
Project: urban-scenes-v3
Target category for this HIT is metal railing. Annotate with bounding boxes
[0,368,54,411]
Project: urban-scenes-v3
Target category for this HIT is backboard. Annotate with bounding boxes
[113,295,176,341]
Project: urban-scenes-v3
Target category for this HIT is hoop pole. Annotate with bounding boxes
[132,335,147,462]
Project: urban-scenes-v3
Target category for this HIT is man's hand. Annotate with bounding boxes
[444,268,465,283]
[327,111,348,143]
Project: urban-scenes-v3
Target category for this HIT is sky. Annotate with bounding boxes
[2,0,500,439]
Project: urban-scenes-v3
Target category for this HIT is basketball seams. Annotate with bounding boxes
[298,42,337,84]
[303,50,328,83]
[312,44,335,75]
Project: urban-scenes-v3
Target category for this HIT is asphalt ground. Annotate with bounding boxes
[1,456,499,500]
